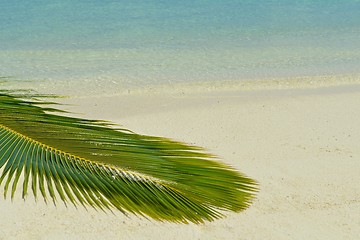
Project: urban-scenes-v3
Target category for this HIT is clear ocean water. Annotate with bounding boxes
[1,0,360,94]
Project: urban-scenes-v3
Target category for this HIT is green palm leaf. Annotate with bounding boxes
[0,89,257,223]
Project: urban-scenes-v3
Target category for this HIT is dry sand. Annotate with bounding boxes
[1,84,360,239]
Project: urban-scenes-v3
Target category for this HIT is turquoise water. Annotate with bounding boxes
[1,0,360,93]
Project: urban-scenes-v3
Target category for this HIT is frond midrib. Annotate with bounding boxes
[0,123,172,188]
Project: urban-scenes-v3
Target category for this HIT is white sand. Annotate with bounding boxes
[1,84,360,239]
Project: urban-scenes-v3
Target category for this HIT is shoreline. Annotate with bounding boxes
[2,73,360,98]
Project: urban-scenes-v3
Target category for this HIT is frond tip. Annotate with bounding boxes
[0,91,257,223]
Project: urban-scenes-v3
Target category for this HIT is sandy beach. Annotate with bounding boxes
[1,82,360,240]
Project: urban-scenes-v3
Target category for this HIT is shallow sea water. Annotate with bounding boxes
[1,0,360,95]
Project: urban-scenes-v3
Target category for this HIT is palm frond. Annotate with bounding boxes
[0,89,257,223]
